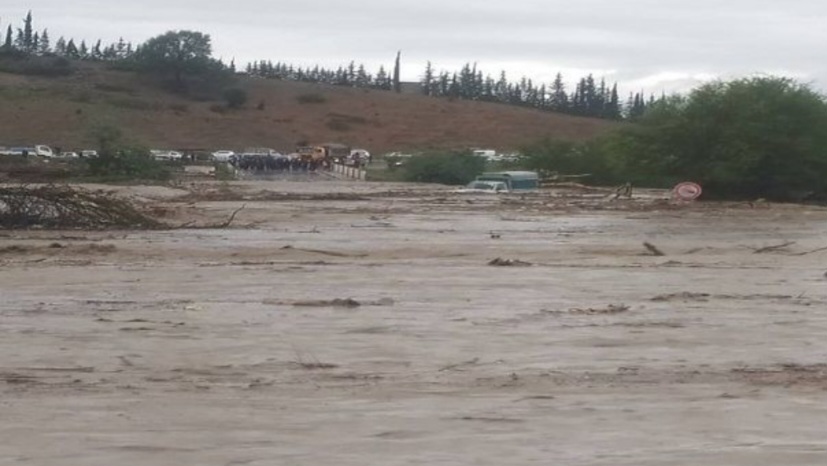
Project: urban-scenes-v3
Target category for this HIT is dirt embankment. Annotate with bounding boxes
[0,63,616,153]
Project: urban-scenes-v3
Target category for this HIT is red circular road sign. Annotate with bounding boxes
[673,182,703,201]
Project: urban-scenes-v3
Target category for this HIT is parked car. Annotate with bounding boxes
[0,145,54,157]
[150,150,184,161]
[56,151,80,159]
[384,151,413,167]
[211,150,236,162]
[471,149,497,160]
[81,150,98,158]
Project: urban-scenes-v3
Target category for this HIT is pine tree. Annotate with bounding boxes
[79,40,88,59]
[374,66,388,90]
[3,25,13,50]
[392,51,401,93]
[65,39,79,59]
[347,61,356,85]
[549,73,568,113]
[627,92,647,119]
[448,73,459,97]
[355,64,369,87]
[38,28,50,55]
[458,63,472,98]
[115,37,126,58]
[482,75,495,101]
[598,78,607,116]
[538,84,548,109]
[103,44,117,61]
[571,78,585,115]
[14,29,24,50]
[229,59,236,73]
[495,70,508,102]
[54,36,66,55]
[421,61,434,96]
[91,39,102,60]
[32,32,39,53]
[584,74,598,117]
[431,71,443,96]
[23,11,33,53]
[606,83,621,119]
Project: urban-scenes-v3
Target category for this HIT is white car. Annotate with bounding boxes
[56,151,79,159]
[150,150,184,161]
[0,145,54,157]
[211,150,236,162]
[453,181,509,194]
[81,150,98,158]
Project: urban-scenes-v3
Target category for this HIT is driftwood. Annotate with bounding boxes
[613,182,633,200]
[280,245,368,258]
[791,246,827,256]
[751,241,796,254]
[643,242,666,256]
[488,257,533,267]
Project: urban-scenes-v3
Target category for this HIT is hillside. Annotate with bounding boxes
[0,63,619,154]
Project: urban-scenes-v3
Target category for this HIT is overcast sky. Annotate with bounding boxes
[3,1,826,95]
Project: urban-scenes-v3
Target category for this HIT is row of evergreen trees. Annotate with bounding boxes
[246,60,397,91]
[1,11,135,62]
[247,58,654,120]
[421,63,634,119]
[245,52,403,93]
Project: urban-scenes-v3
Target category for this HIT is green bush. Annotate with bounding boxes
[297,93,327,104]
[107,97,159,111]
[213,162,236,181]
[82,124,171,181]
[401,151,486,185]
[168,103,189,113]
[0,53,73,77]
[325,119,351,131]
[93,83,136,94]
[518,138,626,186]
[610,77,827,201]
[222,87,247,108]
[521,77,827,201]
[85,148,171,181]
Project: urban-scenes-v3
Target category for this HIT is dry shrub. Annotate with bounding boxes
[168,103,189,113]
[325,119,351,131]
[0,185,163,230]
[0,157,73,182]
[93,83,136,94]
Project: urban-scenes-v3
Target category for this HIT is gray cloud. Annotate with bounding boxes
[3,0,827,94]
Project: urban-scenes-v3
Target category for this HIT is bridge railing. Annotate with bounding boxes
[331,163,367,181]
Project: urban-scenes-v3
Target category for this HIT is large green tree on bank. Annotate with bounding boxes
[133,30,215,89]
[608,77,827,200]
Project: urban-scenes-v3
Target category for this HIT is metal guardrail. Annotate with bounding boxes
[331,163,366,181]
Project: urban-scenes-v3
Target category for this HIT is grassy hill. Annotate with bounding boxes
[0,62,618,154]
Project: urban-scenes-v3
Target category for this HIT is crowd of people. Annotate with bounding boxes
[227,150,371,173]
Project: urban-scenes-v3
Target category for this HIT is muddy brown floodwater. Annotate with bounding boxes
[2,180,827,465]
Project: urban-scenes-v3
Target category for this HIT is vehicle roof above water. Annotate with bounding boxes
[470,180,507,187]
[478,171,539,180]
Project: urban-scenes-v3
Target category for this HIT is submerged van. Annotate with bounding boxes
[474,171,539,191]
